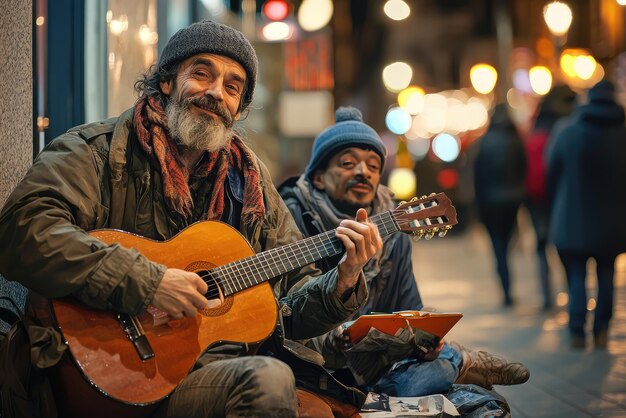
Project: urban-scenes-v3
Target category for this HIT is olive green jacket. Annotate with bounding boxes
[0,108,367,345]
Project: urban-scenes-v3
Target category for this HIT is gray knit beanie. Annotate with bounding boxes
[305,107,387,180]
[158,20,258,109]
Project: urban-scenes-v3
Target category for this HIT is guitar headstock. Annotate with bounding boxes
[393,192,458,240]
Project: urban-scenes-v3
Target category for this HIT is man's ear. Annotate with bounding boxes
[312,170,326,190]
[160,80,173,96]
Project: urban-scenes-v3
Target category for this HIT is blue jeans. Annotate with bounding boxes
[370,343,462,397]
[557,251,616,337]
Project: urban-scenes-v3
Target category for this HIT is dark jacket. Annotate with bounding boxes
[547,81,626,255]
[279,176,422,369]
[0,109,369,408]
[474,105,527,212]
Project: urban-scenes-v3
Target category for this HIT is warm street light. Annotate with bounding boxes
[529,66,552,95]
[298,0,333,32]
[384,0,410,21]
[470,64,498,94]
[543,2,573,36]
[398,86,425,115]
[383,62,413,92]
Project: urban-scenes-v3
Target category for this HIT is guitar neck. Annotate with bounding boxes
[211,211,399,296]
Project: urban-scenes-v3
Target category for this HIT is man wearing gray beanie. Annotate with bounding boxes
[0,21,383,417]
[280,106,529,403]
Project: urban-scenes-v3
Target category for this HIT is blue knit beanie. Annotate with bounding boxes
[305,107,387,180]
[158,20,258,109]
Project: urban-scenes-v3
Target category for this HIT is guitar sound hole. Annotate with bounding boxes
[199,270,224,308]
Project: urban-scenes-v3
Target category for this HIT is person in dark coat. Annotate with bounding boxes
[474,104,527,306]
[525,85,576,309]
[547,79,626,349]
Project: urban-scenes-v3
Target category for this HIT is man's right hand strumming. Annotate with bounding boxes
[152,268,210,319]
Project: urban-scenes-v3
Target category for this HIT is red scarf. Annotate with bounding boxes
[133,95,265,225]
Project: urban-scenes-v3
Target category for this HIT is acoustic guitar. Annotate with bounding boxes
[34,193,457,417]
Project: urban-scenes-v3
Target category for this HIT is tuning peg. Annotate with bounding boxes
[438,225,453,238]
[410,197,418,202]
[429,192,436,197]
[412,230,425,240]
[425,230,435,240]
[399,200,407,206]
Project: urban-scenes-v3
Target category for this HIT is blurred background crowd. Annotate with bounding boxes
[28,0,625,192]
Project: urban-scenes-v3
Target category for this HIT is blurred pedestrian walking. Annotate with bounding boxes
[474,104,527,307]
[547,80,626,349]
[525,85,576,309]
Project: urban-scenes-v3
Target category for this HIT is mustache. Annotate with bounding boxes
[184,95,233,128]
[346,177,373,191]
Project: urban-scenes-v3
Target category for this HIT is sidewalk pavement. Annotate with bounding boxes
[412,219,626,418]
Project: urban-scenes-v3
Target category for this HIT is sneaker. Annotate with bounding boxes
[450,342,530,389]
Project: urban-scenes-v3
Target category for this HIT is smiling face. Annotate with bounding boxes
[160,53,246,151]
[312,147,382,215]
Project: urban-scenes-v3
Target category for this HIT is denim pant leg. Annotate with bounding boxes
[594,254,616,334]
[371,343,462,397]
[155,356,297,418]
[558,251,588,337]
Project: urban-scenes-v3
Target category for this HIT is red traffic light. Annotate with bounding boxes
[263,0,289,21]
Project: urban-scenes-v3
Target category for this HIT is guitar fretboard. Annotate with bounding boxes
[208,211,399,296]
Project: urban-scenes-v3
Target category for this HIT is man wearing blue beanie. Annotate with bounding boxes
[0,21,384,417]
[280,106,529,402]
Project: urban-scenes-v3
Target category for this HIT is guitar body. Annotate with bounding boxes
[42,221,278,417]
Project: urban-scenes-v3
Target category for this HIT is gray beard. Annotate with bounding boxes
[166,98,234,152]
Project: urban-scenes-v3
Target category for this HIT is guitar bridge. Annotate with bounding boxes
[117,314,155,361]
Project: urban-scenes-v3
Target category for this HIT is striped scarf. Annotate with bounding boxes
[133,95,265,225]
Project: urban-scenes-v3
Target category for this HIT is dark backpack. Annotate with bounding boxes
[0,296,58,418]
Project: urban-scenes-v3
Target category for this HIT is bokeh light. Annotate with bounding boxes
[512,69,532,93]
[543,1,573,36]
[298,0,334,32]
[470,64,498,94]
[263,0,289,21]
[560,52,577,77]
[406,137,430,160]
[383,62,413,92]
[465,101,489,130]
[437,168,459,189]
[432,133,460,162]
[384,0,411,21]
[385,107,412,135]
[398,86,425,115]
[388,168,416,200]
[261,21,292,41]
[529,66,552,95]
[573,55,597,80]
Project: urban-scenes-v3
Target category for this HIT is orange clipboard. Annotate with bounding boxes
[344,310,463,343]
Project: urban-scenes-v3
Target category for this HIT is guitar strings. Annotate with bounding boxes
[200,217,448,299]
[196,210,450,301]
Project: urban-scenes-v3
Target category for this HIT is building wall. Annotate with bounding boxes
[0,1,32,206]
[0,1,32,318]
